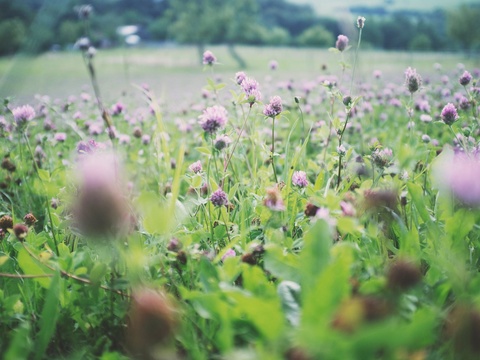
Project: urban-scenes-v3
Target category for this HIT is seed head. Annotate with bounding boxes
[13,224,28,241]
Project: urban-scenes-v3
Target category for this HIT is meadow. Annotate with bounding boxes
[1,40,480,360]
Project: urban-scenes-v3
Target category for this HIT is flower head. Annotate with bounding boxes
[263,96,283,118]
[335,35,349,52]
[199,105,228,134]
[54,132,67,142]
[404,67,422,93]
[292,171,308,188]
[441,103,459,125]
[12,105,35,126]
[263,187,285,211]
[241,77,262,105]
[459,71,472,86]
[189,160,202,174]
[203,50,216,65]
[357,16,366,29]
[214,134,232,151]
[235,71,247,85]
[210,188,228,207]
[221,248,236,261]
[372,147,393,168]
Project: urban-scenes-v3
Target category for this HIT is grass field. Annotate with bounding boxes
[0,45,478,109]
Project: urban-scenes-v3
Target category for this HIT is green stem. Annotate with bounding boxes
[349,28,363,95]
[271,116,278,183]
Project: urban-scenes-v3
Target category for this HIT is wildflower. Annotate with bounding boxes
[315,207,337,228]
[373,70,382,79]
[111,101,125,116]
[126,289,178,358]
[235,71,247,85]
[335,35,349,52]
[76,4,93,20]
[12,105,35,126]
[459,70,472,86]
[203,50,216,65]
[371,147,393,168]
[23,213,37,226]
[357,16,366,29]
[189,160,202,174]
[263,96,283,118]
[221,248,236,261]
[210,189,228,207]
[404,67,422,93]
[304,202,319,217]
[13,224,28,241]
[141,134,151,145]
[340,201,356,217]
[214,134,232,151]
[54,132,67,142]
[441,103,459,125]
[75,37,91,51]
[386,259,422,291]
[337,145,346,156]
[167,238,182,252]
[118,134,131,145]
[421,134,431,143]
[292,171,308,188]
[269,60,278,70]
[241,77,262,105]
[0,215,13,231]
[199,105,228,134]
[263,187,285,211]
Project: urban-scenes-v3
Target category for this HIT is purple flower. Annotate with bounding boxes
[436,150,480,207]
[335,35,349,52]
[111,102,125,115]
[12,105,35,126]
[404,67,422,93]
[263,187,285,211]
[441,103,459,125]
[241,77,262,105]
[118,134,131,145]
[263,96,283,118]
[292,171,308,188]
[459,71,472,86]
[214,134,232,151]
[372,147,393,168]
[210,188,228,207]
[54,132,67,142]
[199,105,228,134]
[235,71,247,85]
[269,60,278,70]
[221,248,236,261]
[203,50,216,65]
[141,134,151,145]
[189,160,202,174]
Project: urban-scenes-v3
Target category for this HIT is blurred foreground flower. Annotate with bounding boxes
[72,152,133,238]
[12,105,35,127]
[433,149,480,207]
[126,288,178,359]
[202,50,216,65]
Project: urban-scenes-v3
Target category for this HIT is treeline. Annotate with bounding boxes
[0,0,479,56]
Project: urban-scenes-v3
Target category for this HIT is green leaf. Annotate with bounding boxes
[263,244,301,283]
[17,247,54,288]
[89,263,108,285]
[407,182,431,223]
[445,209,475,243]
[34,272,61,360]
[277,281,301,326]
[5,322,32,360]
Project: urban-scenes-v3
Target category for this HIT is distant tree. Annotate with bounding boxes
[296,25,333,47]
[447,4,480,51]
[409,34,432,51]
[0,19,27,55]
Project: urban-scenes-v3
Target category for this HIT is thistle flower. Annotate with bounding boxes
[263,187,285,211]
[189,160,202,174]
[292,171,308,188]
[335,35,349,52]
[263,96,283,118]
[199,105,228,134]
[203,50,216,65]
[357,16,366,29]
[404,67,422,93]
[459,71,472,86]
[12,105,35,126]
[210,188,228,207]
[441,103,459,125]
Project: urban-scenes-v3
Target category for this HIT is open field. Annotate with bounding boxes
[2,43,480,359]
[1,45,478,109]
